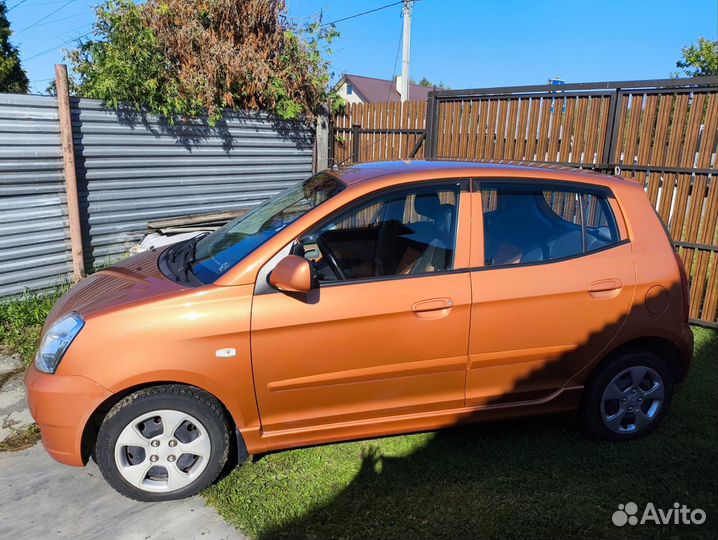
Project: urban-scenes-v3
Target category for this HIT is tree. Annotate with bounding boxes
[68,0,339,124]
[43,77,81,97]
[0,0,29,93]
[674,37,717,77]
[416,76,448,90]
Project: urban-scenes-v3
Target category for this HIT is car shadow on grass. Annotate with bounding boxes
[260,382,715,540]
[208,318,716,540]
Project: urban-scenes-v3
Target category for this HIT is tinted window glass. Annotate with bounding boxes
[192,174,344,283]
[582,192,620,252]
[482,183,619,266]
[301,184,460,282]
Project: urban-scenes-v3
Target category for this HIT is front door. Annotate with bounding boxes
[251,181,471,433]
[467,180,636,406]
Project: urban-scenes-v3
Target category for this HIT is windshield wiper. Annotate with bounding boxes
[160,235,205,286]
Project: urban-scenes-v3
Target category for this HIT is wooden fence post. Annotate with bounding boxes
[351,124,361,163]
[314,111,329,172]
[602,89,623,171]
[55,64,85,281]
[424,93,439,160]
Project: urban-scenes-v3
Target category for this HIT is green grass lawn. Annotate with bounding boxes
[206,327,718,540]
[0,288,66,364]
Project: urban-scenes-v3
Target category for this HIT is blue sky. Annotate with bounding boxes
[6,0,718,94]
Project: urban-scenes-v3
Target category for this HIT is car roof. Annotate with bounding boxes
[329,160,632,190]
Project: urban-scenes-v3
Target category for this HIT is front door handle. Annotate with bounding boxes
[412,297,453,313]
[587,278,623,299]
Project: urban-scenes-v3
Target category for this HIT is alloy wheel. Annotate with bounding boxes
[600,365,665,434]
[114,409,211,492]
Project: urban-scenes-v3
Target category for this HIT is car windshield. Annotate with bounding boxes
[190,174,344,283]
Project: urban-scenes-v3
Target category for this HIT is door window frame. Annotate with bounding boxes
[306,178,470,287]
[256,178,471,293]
[471,178,630,271]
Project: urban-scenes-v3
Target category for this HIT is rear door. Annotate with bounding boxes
[466,180,635,406]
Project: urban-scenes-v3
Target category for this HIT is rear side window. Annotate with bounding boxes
[481,183,620,267]
[581,192,621,251]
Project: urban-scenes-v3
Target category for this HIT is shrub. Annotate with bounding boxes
[68,0,340,125]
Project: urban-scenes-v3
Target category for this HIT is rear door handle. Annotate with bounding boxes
[588,279,623,292]
[587,279,623,299]
[412,297,453,313]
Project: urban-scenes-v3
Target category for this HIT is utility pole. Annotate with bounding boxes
[400,0,412,102]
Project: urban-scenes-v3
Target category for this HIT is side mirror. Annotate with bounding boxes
[269,255,314,293]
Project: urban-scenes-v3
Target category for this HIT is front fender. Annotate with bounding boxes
[57,284,263,448]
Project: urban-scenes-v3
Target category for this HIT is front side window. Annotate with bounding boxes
[481,182,620,267]
[191,174,344,283]
[298,183,461,282]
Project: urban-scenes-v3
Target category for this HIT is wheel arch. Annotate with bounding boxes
[589,335,685,385]
[80,380,249,465]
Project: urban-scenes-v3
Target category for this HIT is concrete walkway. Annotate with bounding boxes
[0,443,247,540]
[0,352,246,540]
[0,353,33,441]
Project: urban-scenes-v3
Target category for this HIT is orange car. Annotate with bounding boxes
[26,161,693,501]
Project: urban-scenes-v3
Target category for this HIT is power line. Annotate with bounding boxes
[20,10,86,31]
[7,0,30,12]
[336,16,405,167]
[22,22,92,51]
[23,29,92,61]
[321,1,403,27]
[17,0,78,33]
[387,16,403,100]
[16,0,81,5]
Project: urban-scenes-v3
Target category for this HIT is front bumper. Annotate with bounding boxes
[25,365,111,466]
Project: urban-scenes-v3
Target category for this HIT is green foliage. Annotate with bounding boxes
[0,287,68,365]
[67,0,339,124]
[43,77,82,97]
[0,423,40,452]
[69,0,186,119]
[416,76,449,90]
[674,37,718,77]
[0,0,29,93]
[328,92,346,116]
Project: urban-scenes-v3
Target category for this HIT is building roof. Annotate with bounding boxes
[338,74,432,102]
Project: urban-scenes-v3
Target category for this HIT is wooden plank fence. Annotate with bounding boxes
[329,77,718,327]
[330,101,426,164]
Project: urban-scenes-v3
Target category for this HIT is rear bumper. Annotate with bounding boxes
[25,366,111,467]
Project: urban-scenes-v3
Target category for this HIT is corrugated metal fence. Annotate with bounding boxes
[0,93,315,297]
[0,94,73,297]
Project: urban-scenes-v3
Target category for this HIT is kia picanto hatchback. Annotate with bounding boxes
[26,161,693,501]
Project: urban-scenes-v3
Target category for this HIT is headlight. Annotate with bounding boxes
[35,312,84,374]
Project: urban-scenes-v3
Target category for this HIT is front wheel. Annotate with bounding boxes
[95,385,230,501]
[580,350,674,441]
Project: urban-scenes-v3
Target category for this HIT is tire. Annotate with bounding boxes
[580,350,673,441]
[95,384,230,502]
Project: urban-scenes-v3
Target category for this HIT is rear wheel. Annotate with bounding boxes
[581,350,673,441]
[95,385,230,501]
